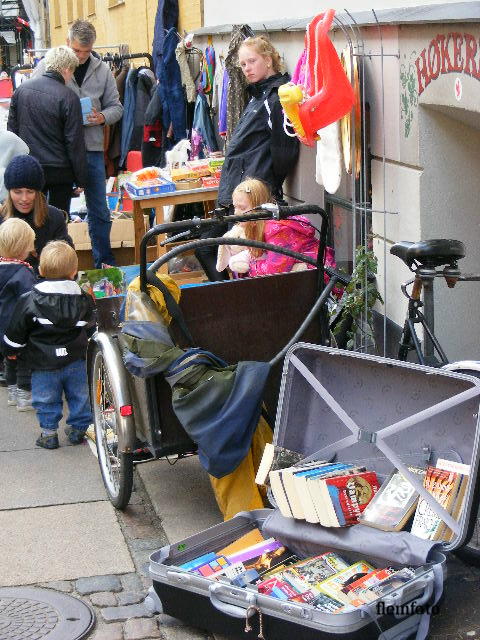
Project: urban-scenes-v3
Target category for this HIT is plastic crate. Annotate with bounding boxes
[125,177,176,198]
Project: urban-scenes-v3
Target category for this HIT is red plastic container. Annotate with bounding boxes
[0,78,13,99]
[126,151,143,173]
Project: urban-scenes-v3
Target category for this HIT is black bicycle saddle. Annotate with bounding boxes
[390,239,465,269]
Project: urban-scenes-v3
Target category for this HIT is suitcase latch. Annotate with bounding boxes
[357,429,377,444]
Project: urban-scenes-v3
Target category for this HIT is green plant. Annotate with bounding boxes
[331,245,383,350]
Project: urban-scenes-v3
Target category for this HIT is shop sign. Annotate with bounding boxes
[415,32,480,95]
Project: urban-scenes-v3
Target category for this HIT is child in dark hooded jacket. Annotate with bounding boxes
[0,218,36,409]
[4,240,95,449]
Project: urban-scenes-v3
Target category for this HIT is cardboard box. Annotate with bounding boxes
[125,176,176,197]
[68,216,148,252]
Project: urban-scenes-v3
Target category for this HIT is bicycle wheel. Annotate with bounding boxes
[90,344,133,510]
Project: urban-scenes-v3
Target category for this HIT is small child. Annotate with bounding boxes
[0,218,36,409]
[4,240,95,449]
[216,177,331,278]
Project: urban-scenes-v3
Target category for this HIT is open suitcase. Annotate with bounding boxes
[149,344,480,639]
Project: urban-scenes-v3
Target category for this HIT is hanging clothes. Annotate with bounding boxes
[175,40,196,103]
[201,45,215,95]
[120,68,138,166]
[130,68,155,152]
[225,25,251,142]
[142,87,164,168]
[157,27,187,147]
[190,92,218,159]
[152,0,179,80]
[218,67,229,138]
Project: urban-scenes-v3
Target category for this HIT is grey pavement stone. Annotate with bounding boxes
[131,549,155,576]
[89,591,118,607]
[117,591,145,606]
[102,603,153,622]
[76,574,123,595]
[40,580,73,592]
[159,625,209,640]
[124,617,161,639]
[157,614,189,628]
[128,538,166,552]
[120,573,144,593]
[88,622,124,640]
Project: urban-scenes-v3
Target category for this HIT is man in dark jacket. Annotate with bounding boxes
[7,46,87,216]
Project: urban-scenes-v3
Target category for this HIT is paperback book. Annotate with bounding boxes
[317,561,376,605]
[358,466,426,532]
[410,459,468,541]
[255,443,306,486]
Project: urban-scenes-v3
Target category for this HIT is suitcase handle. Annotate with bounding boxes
[209,582,257,618]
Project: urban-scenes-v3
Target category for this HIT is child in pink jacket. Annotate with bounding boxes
[216,177,336,280]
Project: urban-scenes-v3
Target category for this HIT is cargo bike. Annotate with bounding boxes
[88,203,349,510]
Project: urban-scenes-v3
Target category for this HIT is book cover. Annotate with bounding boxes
[313,592,356,614]
[324,471,380,527]
[343,567,396,602]
[217,528,265,556]
[366,568,416,599]
[410,463,462,540]
[434,459,470,542]
[257,575,302,600]
[255,554,301,581]
[307,466,367,526]
[255,443,306,486]
[80,96,93,125]
[317,561,376,604]
[283,552,350,591]
[227,538,282,565]
[358,466,426,532]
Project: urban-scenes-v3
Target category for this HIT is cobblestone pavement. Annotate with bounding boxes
[34,475,212,640]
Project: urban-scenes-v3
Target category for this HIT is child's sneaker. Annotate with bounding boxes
[65,426,87,445]
[36,432,59,449]
[16,389,34,412]
[7,385,17,406]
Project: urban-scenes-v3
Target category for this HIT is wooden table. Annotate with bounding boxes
[131,187,218,282]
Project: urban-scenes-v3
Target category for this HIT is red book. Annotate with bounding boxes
[310,471,379,527]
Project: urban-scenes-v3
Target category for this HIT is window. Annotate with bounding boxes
[66,0,73,23]
[87,0,95,15]
[53,0,61,28]
[76,0,83,18]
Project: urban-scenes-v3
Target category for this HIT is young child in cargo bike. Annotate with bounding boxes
[3,240,95,449]
[216,177,336,278]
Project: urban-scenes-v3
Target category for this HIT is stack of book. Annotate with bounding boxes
[268,460,379,525]
[180,528,420,613]
[359,458,470,542]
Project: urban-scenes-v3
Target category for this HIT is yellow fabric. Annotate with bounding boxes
[209,415,273,520]
[127,272,181,325]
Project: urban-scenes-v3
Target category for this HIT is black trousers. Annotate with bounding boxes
[43,182,73,217]
[194,220,230,282]
[5,355,31,391]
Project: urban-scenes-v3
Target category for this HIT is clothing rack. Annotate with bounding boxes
[102,52,154,71]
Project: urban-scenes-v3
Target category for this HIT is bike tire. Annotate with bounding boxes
[90,344,133,510]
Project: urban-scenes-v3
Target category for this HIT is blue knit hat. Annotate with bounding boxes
[4,155,45,191]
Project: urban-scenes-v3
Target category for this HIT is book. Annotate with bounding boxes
[363,568,416,600]
[315,471,380,527]
[410,460,464,540]
[358,466,426,532]
[283,552,350,591]
[295,463,357,524]
[305,466,366,526]
[317,561,376,605]
[286,462,352,520]
[269,460,328,518]
[342,567,397,602]
[217,528,265,556]
[255,443,305,486]
[80,96,93,125]
[431,459,470,542]
[313,592,356,614]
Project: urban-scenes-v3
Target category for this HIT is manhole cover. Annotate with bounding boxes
[0,587,94,640]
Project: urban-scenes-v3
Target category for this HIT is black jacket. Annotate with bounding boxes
[218,73,299,207]
[0,261,36,343]
[3,279,95,370]
[7,71,87,187]
[1,205,73,273]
